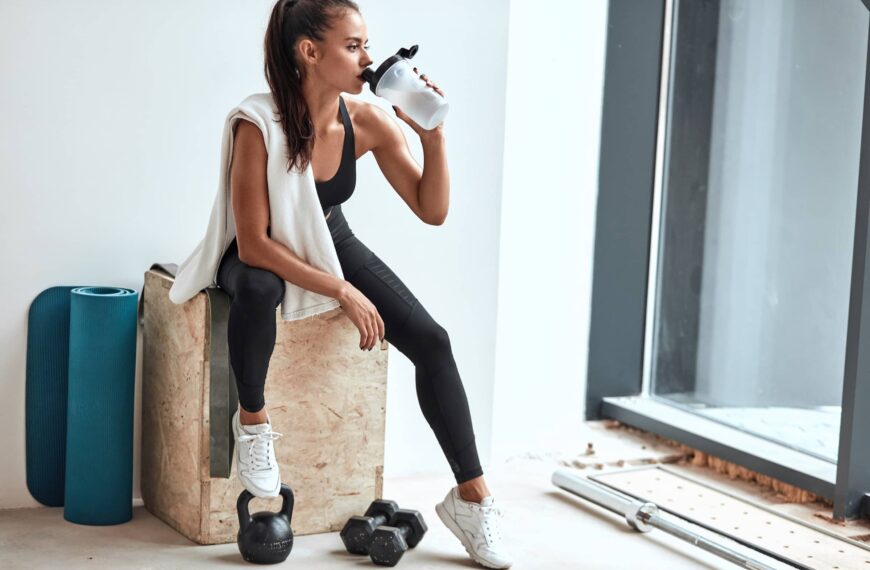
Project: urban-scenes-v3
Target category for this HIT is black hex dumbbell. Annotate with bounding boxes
[368,509,428,566]
[340,499,399,555]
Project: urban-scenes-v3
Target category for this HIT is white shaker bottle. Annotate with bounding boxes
[361,45,448,131]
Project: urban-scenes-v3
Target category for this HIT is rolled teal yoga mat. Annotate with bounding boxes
[63,286,138,525]
[26,286,79,507]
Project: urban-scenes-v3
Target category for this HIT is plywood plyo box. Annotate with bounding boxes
[140,270,388,545]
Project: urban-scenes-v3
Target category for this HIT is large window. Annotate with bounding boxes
[648,0,869,463]
[590,0,870,519]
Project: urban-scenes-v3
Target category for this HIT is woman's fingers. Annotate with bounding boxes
[416,71,444,97]
[367,311,380,349]
[363,316,374,349]
[361,310,384,350]
[344,284,383,350]
[413,67,442,92]
[360,309,372,349]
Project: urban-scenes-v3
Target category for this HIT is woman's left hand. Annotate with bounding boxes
[392,67,446,138]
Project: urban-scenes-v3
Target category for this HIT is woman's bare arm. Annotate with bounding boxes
[230,119,346,300]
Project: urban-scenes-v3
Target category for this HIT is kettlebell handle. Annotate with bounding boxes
[236,485,295,530]
[279,484,295,522]
[237,490,254,531]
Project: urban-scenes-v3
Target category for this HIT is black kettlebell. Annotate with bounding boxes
[237,483,295,564]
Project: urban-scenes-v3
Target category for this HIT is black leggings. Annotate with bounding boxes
[216,204,483,484]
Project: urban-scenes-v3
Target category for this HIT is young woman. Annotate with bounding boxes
[217,1,512,567]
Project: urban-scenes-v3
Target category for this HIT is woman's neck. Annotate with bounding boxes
[301,81,343,133]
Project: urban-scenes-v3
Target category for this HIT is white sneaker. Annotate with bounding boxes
[231,407,283,497]
[435,486,513,569]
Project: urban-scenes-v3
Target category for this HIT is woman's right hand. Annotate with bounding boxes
[337,282,385,350]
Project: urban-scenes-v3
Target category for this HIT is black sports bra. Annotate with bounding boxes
[315,95,356,217]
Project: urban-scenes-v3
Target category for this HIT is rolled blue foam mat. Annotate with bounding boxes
[26,286,79,506]
[63,286,138,525]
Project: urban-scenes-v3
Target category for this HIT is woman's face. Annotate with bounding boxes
[302,9,374,94]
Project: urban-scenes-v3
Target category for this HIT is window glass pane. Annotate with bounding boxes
[650,0,869,463]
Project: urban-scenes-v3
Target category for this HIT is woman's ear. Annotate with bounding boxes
[296,38,319,69]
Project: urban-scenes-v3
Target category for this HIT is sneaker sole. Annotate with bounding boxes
[435,502,511,569]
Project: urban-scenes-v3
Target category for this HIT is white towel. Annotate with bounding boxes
[168,92,344,320]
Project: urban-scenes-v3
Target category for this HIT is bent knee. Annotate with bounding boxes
[428,325,451,352]
[233,269,284,307]
[408,320,451,357]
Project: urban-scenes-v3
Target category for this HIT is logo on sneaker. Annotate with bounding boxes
[462,528,484,547]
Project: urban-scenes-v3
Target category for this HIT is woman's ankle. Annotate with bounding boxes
[239,405,268,425]
[458,475,491,503]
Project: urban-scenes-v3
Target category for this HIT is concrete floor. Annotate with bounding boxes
[1,451,800,570]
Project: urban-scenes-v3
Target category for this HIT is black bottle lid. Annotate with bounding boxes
[361,44,419,93]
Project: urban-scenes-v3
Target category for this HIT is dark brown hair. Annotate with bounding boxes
[264,0,360,173]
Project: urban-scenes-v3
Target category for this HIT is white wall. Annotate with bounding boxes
[490,0,609,463]
[0,0,278,509]
[0,0,607,509]
[353,0,509,482]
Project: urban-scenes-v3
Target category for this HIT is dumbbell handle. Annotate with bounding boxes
[386,518,412,537]
[369,512,391,526]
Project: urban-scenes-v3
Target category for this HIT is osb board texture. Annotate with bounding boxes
[140,270,388,545]
[141,272,209,543]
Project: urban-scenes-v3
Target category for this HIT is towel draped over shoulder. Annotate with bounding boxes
[168,92,344,321]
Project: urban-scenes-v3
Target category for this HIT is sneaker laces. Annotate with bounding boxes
[237,430,283,473]
[478,504,505,547]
